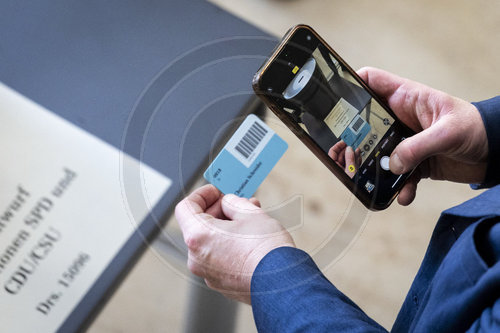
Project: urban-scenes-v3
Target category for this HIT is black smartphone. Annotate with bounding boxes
[253,24,414,210]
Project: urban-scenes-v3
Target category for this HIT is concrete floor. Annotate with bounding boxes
[89,1,500,332]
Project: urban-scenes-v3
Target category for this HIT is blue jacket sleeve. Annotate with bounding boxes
[251,247,386,332]
[472,96,500,188]
[467,298,500,332]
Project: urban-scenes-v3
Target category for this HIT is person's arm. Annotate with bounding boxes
[472,96,500,188]
[175,185,387,331]
[251,247,386,332]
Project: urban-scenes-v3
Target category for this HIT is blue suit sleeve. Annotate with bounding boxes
[472,96,500,188]
[466,298,500,332]
[251,247,386,332]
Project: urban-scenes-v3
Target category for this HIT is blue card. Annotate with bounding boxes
[340,114,371,149]
[204,114,288,198]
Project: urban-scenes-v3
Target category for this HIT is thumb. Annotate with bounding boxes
[390,121,449,174]
[221,194,262,221]
[344,146,357,175]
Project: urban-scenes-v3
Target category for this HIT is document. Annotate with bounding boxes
[0,83,171,332]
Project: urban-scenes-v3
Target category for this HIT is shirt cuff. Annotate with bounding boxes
[251,246,324,299]
[471,96,500,188]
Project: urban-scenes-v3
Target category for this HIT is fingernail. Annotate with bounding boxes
[391,153,404,174]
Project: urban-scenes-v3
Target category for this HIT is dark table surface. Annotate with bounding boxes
[0,0,277,331]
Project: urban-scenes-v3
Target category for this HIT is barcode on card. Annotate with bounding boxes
[350,115,366,134]
[234,121,267,159]
[225,115,274,168]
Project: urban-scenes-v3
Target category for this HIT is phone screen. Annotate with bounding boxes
[255,26,414,209]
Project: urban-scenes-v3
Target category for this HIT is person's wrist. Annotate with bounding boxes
[469,103,489,164]
[242,242,295,288]
[465,102,490,185]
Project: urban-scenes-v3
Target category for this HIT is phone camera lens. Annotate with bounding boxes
[306,35,312,41]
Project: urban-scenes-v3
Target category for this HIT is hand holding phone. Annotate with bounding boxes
[253,25,415,210]
[356,67,489,205]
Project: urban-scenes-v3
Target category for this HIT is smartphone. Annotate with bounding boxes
[252,24,415,210]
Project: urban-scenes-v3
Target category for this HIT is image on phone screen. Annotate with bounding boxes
[281,44,397,182]
[257,34,413,208]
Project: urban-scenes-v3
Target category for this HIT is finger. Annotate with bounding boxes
[221,194,262,221]
[397,180,417,206]
[390,120,450,174]
[357,67,407,101]
[175,184,221,231]
[397,171,421,206]
[397,182,417,206]
[205,192,226,219]
[328,146,336,160]
[337,146,346,166]
[357,67,440,132]
[355,148,362,166]
[333,140,347,151]
[249,197,261,208]
[328,141,346,160]
[344,146,357,175]
[357,67,419,126]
